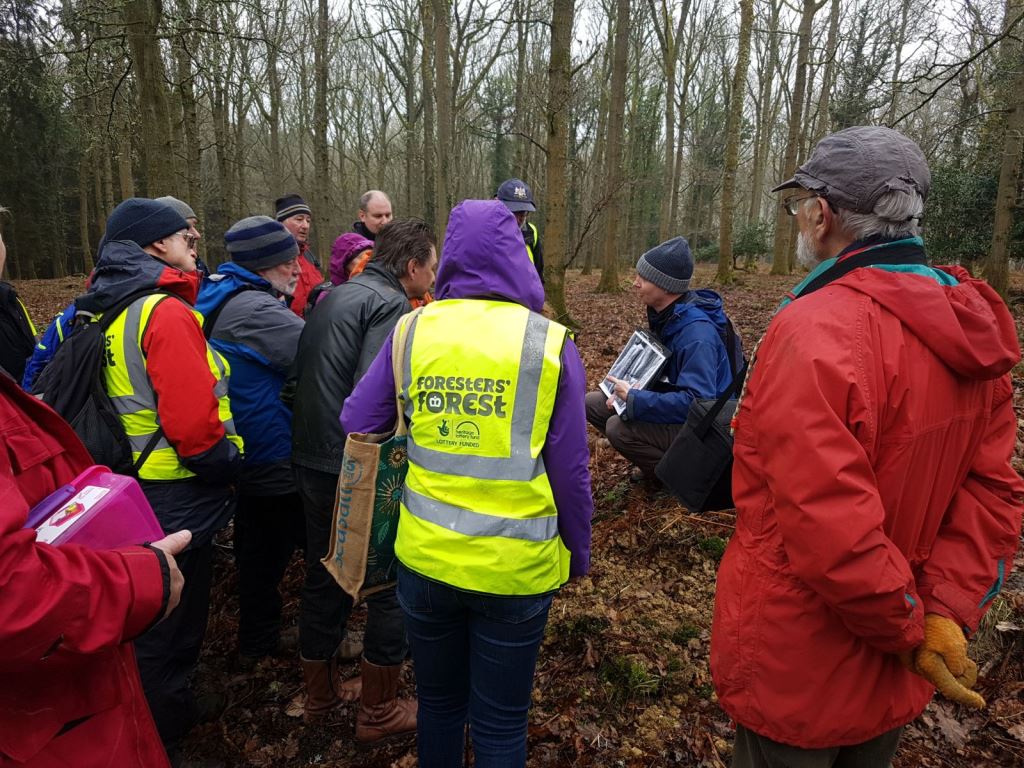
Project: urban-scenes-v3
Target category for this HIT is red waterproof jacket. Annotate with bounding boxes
[291,242,324,318]
[711,264,1024,748]
[0,374,169,766]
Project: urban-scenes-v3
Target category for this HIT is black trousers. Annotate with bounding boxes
[732,724,903,768]
[234,491,306,656]
[134,542,215,750]
[295,465,407,665]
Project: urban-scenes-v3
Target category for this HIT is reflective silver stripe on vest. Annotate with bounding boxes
[403,487,558,542]
[109,297,159,415]
[128,432,172,454]
[402,310,551,481]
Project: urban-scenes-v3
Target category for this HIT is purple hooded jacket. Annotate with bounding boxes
[341,199,593,579]
[330,232,374,285]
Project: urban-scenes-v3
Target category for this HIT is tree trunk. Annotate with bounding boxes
[79,154,94,273]
[813,0,840,141]
[543,0,576,323]
[512,0,530,177]
[124,0,176,196]
[117,125,135,199]
[985,0,1024,297]
[596,0,630,292]
[432,0,453,237]
[770,0,823,274]
[883,0,912,125]
[174,17,201,208]
[717,0,754,284]
[421,0,437,230]
[314,0,330,262]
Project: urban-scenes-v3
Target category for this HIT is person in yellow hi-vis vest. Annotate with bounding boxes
[343,199,593,768]
[75,198,242,760]
[496,178,544,287]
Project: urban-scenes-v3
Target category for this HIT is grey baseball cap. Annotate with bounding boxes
[772,126,930,213]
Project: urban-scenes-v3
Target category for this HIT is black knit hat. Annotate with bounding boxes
[274,194,312,222]
[636,237,693,294]
[105,198,188,249]
[225,216,299,271]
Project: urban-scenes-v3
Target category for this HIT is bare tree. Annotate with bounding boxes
[596,0,631,292]
[718,0,754,283]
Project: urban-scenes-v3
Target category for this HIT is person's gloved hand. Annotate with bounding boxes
[908,614,985,709]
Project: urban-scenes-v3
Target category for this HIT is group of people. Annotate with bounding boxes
[1,126,1021,768]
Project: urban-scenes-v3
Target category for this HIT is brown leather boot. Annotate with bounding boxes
[355,659,417,743]
[301,656,341,723]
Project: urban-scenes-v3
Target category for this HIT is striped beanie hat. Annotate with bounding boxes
[225,216,299,271]
[274,194,312,222]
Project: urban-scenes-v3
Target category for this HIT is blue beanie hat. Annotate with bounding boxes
[636,236,693,293]
[105,197,188,248]
[225,216,299,271]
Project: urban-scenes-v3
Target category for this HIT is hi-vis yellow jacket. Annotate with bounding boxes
[103,293,242,481]
[394,298,571,595]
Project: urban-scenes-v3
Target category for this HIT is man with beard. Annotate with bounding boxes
[711,126,1024,767]
[195,216,307,670]
[275,194,323,318]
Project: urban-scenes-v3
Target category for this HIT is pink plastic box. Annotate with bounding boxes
[25,465,164,549]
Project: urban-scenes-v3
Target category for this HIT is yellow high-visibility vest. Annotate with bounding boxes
[16,297,36,336]
[525,222,539,264]
[102,293,242,481]
[394,298,570,595]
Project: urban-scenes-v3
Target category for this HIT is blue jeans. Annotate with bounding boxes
[396,565,553,768]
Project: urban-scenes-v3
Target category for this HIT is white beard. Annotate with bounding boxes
[796,232,823,269]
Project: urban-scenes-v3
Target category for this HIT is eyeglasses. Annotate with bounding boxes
[783,194,818,216]
[173,230,198,249]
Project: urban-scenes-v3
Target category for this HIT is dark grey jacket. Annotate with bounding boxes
[290,262,411,474]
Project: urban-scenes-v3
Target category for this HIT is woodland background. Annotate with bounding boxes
[1,0,1023,322]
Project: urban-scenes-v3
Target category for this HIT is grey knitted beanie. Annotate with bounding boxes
[636,236,693,294]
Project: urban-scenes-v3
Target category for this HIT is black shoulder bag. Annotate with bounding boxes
[655,322,746,512]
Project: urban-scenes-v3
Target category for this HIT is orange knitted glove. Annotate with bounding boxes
[911,614,985,709]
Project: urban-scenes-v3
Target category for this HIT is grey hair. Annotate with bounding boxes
[832,190,923,240]
[359,190,390,212]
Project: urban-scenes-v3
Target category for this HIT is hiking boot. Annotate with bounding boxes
[338,631,364,661]
[194,690,227,724]
[301,656,342,724]
[169,753,226,768]
[237,626,301,670]
[355,659,417,743]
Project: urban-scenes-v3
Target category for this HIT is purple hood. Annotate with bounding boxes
[436,200,544,312]
[330,232,373,286]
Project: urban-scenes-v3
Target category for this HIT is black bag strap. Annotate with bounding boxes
[693,359,747,440]
[203,284,259,340]
[89,289,176,475]
[691,320,747,440]
[795,247,927,300]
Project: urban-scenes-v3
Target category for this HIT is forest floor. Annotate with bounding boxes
[14,264,1024,767]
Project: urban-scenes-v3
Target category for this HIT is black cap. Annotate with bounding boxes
[495,178,536,213]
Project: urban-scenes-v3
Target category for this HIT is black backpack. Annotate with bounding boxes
[31,290,172,475]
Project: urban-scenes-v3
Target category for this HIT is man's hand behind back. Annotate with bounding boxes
[904,614,986,709]
[149,529,192,620]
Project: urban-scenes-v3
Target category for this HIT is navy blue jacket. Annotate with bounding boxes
[626,289,741,424]
[195,262,304,494]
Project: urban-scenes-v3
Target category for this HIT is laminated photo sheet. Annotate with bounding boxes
[599,329,669,416]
